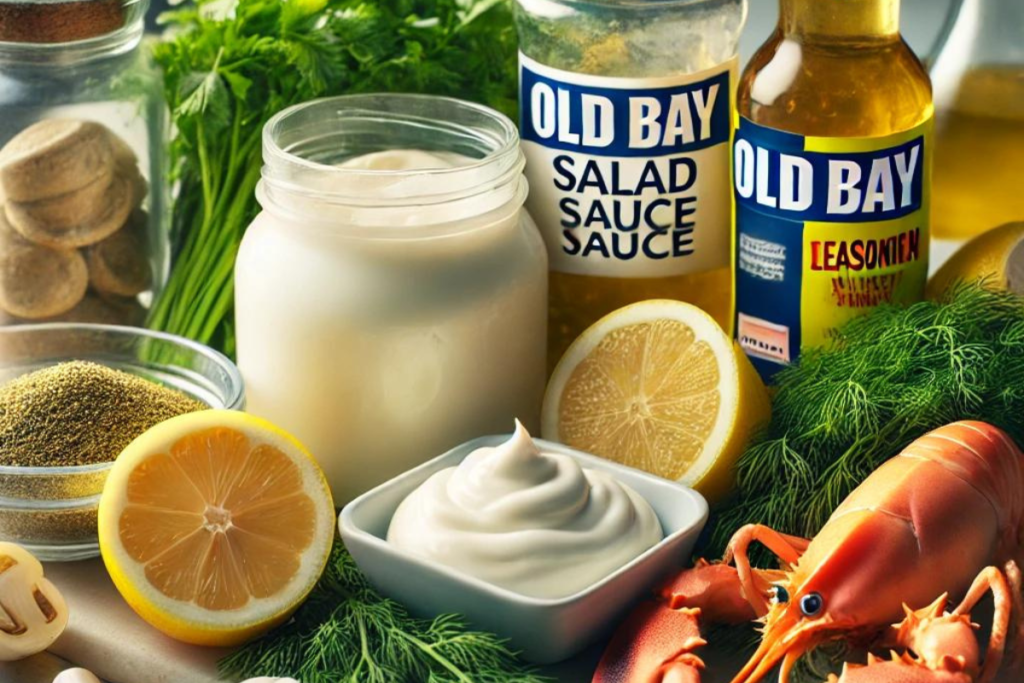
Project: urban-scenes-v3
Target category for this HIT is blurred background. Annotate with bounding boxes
[144,0,957,63]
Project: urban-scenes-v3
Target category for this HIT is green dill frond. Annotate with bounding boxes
[709,282,1024,558]
[219,542,549,682]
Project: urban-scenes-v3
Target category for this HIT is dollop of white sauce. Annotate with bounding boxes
[387,421,664,599]
[337,149,469,171]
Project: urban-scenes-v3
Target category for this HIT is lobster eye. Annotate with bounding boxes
[773,585,789,604]
[800,592,824,617]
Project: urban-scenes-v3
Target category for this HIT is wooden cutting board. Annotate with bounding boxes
[25,561,606,683]
[0,652,68,683]
[41,560,228,683]
[17,560,623,683]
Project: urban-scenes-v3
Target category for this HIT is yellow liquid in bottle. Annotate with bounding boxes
[514,5,745,372]
[733,0,933,375]
[739,0,933,141]
[933,66,1024,240]
[549,268,732,372]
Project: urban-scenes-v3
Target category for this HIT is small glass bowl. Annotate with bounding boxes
[0,323,245,561]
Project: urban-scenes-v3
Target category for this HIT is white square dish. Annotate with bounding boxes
[339,434,708,664]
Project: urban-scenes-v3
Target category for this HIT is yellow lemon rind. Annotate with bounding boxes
[98,409,335,647]
[542,300,770,505]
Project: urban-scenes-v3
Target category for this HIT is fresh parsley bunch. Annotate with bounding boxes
[149,0,519,355]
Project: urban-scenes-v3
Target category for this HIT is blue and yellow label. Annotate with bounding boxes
[520,54,737,279]
[733,116,932,379]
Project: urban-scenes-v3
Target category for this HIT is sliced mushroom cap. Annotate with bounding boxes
[0,542,69,661]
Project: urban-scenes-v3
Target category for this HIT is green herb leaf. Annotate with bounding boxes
[148,0,519,354]
[177,67,231,130]
[220,543,550,683]
[709,281,1024,559]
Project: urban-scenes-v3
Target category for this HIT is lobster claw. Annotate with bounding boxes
[827,596,979,683]
[594,561,770,683]
[827,653,974,683]
[658,559,775,622]
[593,601,706,683]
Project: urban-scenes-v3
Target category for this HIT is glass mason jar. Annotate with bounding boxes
[930,0,1024,240]
[0,0,168,328]
[514,0,746,369]
[235,94,549,504]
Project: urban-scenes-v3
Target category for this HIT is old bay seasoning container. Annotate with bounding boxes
[733,0,933,380]
[0,0,167,328]
[514,0,747,368]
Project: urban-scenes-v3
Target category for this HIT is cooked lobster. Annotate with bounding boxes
[594,421,1024,683]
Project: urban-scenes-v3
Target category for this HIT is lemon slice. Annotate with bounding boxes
[542,300,770,504]
[927,221,1024,299]
[98,410,335,647]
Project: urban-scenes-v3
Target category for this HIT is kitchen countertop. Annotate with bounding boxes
[1,1,965,681]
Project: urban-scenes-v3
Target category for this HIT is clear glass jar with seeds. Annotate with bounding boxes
[0,324,244,561]
[0,0,168,328]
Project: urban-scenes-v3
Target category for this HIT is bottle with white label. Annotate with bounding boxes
[513,0,747,370]
[733,0,933,380]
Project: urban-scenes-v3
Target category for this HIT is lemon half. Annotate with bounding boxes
[928,221,1024,299]
[98,410,335,647]
[542,300,770,504]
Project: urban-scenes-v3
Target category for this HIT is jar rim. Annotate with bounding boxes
[260,93,524,211]
[0,0,146,63]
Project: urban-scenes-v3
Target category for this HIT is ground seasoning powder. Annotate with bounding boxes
[0,0,126,44]
[0,361,206,468]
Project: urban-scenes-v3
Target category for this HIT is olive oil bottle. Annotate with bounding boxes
[733,0,933,380]
[931,0,1024,240]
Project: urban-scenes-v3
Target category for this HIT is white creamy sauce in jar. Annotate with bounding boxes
[236,96,547,505]
[387,422,664,599]
[337,149,469,172]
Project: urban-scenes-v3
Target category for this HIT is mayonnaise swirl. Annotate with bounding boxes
[387,421,663,599]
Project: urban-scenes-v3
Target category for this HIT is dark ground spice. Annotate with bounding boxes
[0,360,206,467]
[0,0,126,44]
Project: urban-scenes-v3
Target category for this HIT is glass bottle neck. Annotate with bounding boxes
[780,0,901,40]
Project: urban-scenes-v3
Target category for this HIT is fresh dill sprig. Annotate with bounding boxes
[220,543,550,683]
[710,281,1024,557]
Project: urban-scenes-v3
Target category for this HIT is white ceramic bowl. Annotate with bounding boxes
[339,435,708,664]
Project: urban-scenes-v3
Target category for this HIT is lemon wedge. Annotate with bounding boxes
[542,300,770,504]
[928,221,1024,299]
[98,410,335,647]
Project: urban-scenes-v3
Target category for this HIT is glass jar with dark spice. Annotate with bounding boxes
[0,0,168,328]
[0,323,246,561]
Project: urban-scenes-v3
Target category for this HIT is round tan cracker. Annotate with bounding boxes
[0,215,88,318]
[0,120,115,202]
[87,216,151,297]
[6,172,134,248]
